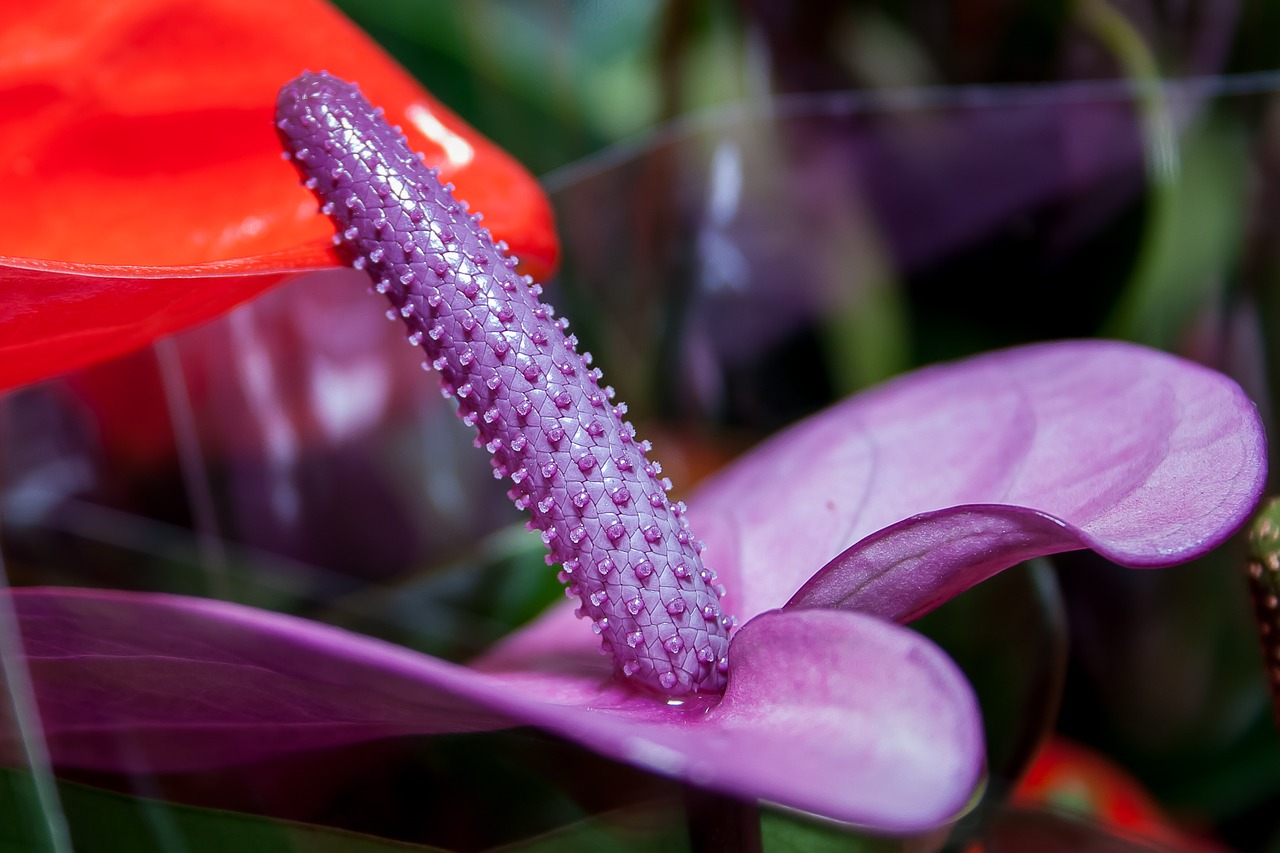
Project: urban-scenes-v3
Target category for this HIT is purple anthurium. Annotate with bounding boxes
[0,74,1267,835]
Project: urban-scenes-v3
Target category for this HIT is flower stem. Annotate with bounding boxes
[684,785,762,853]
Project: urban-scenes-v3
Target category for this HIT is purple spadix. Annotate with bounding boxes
[275,72,732,695]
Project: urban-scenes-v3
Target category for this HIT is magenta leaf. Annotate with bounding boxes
[5,586,980,831]
[688,340,1266,622]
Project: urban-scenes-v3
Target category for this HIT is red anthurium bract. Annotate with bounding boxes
[0,0,558,391]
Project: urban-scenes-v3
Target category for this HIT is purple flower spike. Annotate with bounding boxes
[274,72,731,695]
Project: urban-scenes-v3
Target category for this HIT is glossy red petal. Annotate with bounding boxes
[0,0,558,390]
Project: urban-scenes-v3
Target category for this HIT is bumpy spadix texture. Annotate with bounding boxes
[276,72,731,695]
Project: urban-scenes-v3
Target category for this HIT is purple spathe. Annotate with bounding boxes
[4,335,1264,830]
[274,72,730,696]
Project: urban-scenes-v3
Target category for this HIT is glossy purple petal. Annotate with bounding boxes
[3,586,981,830]
[688,340,1266,622]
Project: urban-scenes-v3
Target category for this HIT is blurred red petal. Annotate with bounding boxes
[1013,738,1221,852]
[0,0,558,390]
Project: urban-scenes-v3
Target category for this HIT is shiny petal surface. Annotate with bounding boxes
[0,0,557,390]
[688,340,1266,621]
[4,587,982,831]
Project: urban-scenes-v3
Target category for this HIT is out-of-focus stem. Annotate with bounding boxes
[684,785,762,853]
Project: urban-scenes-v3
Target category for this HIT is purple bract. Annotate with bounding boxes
[275,72,731,696]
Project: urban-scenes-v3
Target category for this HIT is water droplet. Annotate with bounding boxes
[590,590,608,606]
[626,598,644,616]
[610,487,631,506]
[586,420,604,436]
[577,455,596,473]
[635,560,654,579]
[572,491,591,509]
[664,636,684,655]
[607,522,626,541]
[666,599,686,616]
[659,672,678,690]
[673,564,690,580]
[627,631,643,648]
[623,661,640,677]
[540,462,558,479]
[459,350,475,366]
[642,525,661,543]
[554,391,572,408]
[522,364,540,382]
[596,558,614,576]
[511,434,528,452]
[702,605,718,620]
[697,646,715,664]
[537,496,556,513]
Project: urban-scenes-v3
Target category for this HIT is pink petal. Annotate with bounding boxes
[689,340,1266,621]
[5,586,982,831]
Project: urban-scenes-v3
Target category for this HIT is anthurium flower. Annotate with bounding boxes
[0,74,1264,835]
[0,0,557,392]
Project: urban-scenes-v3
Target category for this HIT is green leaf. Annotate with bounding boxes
[0,765,451,853]
[760,810,903,853]
[493,801,689,853]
